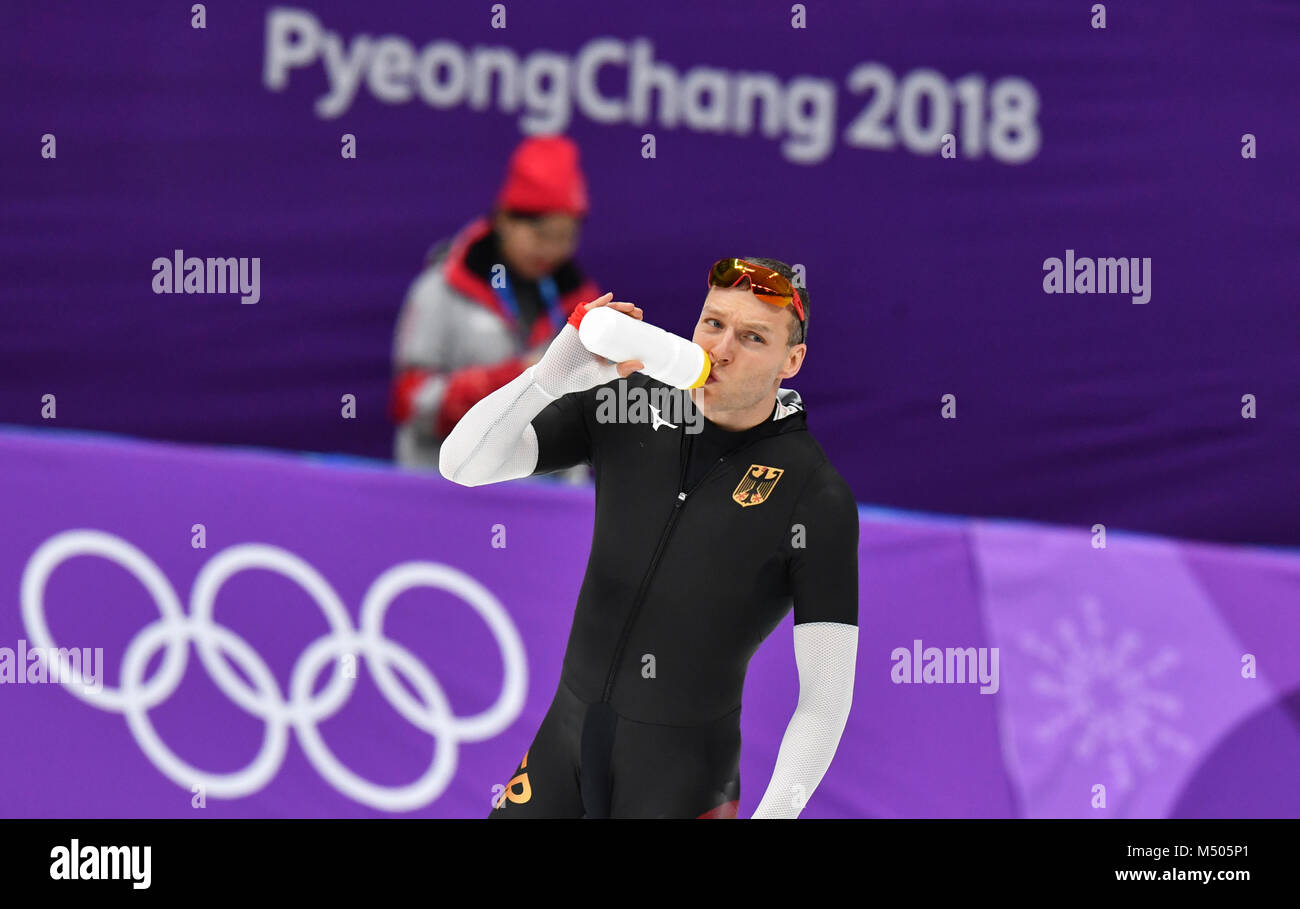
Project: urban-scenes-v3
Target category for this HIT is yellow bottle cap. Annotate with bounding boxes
[686,349,711,389]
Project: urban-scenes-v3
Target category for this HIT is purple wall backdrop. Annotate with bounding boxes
[2,1,1297,552]
[1,427,1297,818]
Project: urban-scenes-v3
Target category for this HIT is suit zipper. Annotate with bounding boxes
[598,428,771,704]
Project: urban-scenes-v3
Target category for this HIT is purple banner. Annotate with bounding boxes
[2,1,1297,548]
[2,427,1296,818]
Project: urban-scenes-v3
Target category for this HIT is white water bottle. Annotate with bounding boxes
[577,306,712,389]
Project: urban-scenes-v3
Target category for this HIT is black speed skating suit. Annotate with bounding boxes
[489,374,858,818]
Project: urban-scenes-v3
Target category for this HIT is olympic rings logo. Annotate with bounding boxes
[20,529,527,812]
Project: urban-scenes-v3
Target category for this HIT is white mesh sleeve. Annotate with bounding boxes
[751,621,858,819]
[530,320,623,400]
[438,321,620,487]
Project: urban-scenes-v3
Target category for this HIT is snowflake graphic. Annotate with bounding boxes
[1016,596,1194,792]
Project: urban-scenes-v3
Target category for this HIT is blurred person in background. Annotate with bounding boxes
[389,135,602,478]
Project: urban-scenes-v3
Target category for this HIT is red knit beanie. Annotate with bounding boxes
[495,135,589,216]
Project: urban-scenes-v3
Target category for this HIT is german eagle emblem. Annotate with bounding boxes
[732,464,784,507]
